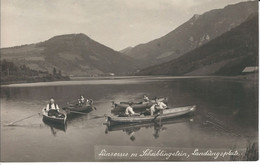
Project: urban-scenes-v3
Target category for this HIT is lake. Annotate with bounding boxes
[0,76,258,161]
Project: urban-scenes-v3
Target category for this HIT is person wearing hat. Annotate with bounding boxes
[125,102,137,116]
[46,98,60,116]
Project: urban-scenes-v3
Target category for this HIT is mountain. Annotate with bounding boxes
[0,33,138,76]
[122,0,258,67]
[120,46,133,54]
[136,13,258,76]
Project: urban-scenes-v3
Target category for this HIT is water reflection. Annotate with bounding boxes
[43,120,67,136]
[1,77,258,161]
[105,117,193,141]
[177,79,258,129]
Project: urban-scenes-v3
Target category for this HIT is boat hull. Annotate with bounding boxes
[112,97,168,113]
[106,117,191,133]
[106,105,196,126]
[65,105,93,112]
[42,109,67,125]
[43,119,67,131]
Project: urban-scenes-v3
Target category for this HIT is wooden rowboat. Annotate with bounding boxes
[112,97,168,112]
[42,108,67,125]
[64,104,93,113]
[63,100,95,114]
[106,105,196,126]
[105,117,192,133]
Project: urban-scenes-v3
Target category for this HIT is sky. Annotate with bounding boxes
[1,0,250,50]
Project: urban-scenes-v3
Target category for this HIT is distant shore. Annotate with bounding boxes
[0,76,70,85]
[1,73,258,86]
[203,73,258,83]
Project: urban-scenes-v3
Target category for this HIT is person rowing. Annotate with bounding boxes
[78,96,93,106]
[46,98,60,117]
[143,95,150,103]
[122,102,139,117]
[150,97,167,116]
[78,95,86,105]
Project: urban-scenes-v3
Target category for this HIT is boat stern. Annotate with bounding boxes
[190,105,196,112]
[111,101,116,108]
[104,114,112,126]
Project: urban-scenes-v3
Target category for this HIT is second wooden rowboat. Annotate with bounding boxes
[106,105,196,126]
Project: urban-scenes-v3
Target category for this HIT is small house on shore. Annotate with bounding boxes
[242,66,258,74]
[108,73,115,76]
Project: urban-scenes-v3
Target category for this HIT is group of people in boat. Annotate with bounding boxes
[78,95,93,106]
[45,95,92,117]
[122,95,167,117]
[45,94,166,118]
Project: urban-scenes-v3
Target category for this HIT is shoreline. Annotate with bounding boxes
[198,73,258,83]
[0,78,70,86]
[1,73,258,86]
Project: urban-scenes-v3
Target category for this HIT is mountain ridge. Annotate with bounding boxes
[122,0,258,68]
[136,12,258,76]
[1,33,138,76]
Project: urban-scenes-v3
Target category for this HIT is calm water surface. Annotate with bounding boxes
[1,77,258,161]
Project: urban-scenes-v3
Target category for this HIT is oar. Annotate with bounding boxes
[89,114,104,119]
[67,110,103,118]
[67,110,90,115]
[152,109,164,122]
[5,112,41,126]
[152,114,160,121]
[159,109,162,125]
[91,106,97,110]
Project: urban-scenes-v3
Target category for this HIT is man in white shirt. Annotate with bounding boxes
[150,98,167,116]
[46,99,60,116]
[125,102,137,116]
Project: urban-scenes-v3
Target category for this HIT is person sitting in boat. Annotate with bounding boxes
[143,95,150,103]
[78,95,86,105]
[46,98,60,116]
[125,102,138,116]
[150,97,167,116]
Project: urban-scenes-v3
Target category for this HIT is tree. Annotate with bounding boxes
[53,67,57,75]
